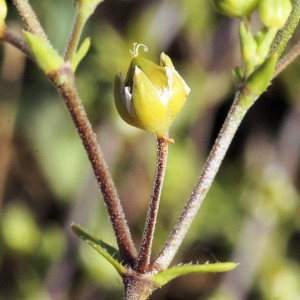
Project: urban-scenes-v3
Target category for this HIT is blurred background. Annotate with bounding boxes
[0,0,300,299]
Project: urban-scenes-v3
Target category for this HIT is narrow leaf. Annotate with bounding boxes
[24,31,64,74]
[71,37,91,71]
[152,262,239,288]
[240,53,277,108]
[71,223,126,275]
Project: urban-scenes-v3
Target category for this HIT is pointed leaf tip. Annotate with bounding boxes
[71,223,126,275]
[152,262,239,288]
[71,37,91,71]
[24,31,64,74]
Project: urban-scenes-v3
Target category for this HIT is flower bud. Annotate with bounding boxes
[0,0,7,37]
[114,44,190,138]
[259,0,292,30]
[211,0,258,18]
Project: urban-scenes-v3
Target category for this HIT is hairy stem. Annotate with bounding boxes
[274,39,300,77]
[150,91,249,271]
[49,65,137,265]
[148,1,300,272]
[136,137,169,273]
[64,4,86,60]
[64,1,103,60]
[123,272,156,300]
[12,0,49,43]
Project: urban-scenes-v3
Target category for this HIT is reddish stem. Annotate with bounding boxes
[135,137,169,273]
[150,93,248,272]
[1,27,32,59]
[49,65,137,265]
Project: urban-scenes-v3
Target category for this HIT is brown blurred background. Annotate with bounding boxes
[0,1,300,299]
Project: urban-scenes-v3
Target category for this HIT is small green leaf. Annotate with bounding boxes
[71,223,126,275]
[238,22,257,75]
[240,53,277,108]
[71,37,91,71]
[254,28,277,64]
[24,31,64,74]
[152,262,239,288]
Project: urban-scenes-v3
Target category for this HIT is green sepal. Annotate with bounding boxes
[114,72,139,127]
[125,55,168,92]
[254,28,277,65]
[71,223,126,276]
[240,53,277,108]
[232,66,244,86]
[71,37,91,71]
[152,262,238,288]
[131,66,170,137]
[24,31,64,74]
[115,63,176,137]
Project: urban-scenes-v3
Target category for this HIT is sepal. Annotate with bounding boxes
[71,37,91,71]
[241,53,277,108]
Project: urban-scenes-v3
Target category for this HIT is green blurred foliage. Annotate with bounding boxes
[0,0,300,299]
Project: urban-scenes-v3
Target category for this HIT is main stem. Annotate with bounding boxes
[150,91,249,271]
[50,66,137,264]
[136,137,169,273]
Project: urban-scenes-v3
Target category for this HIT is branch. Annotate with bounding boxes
[1,27,32,58]
[150,92,249,271]
[64,0,104,61]
[48,65,137,265]
[274,39,300,77]
[12,0,49,43]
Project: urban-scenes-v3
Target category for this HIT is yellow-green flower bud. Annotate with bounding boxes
[114,44,190,138]
[211,0,258,18]
[259,0,292,30]
[0,0,7,38]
